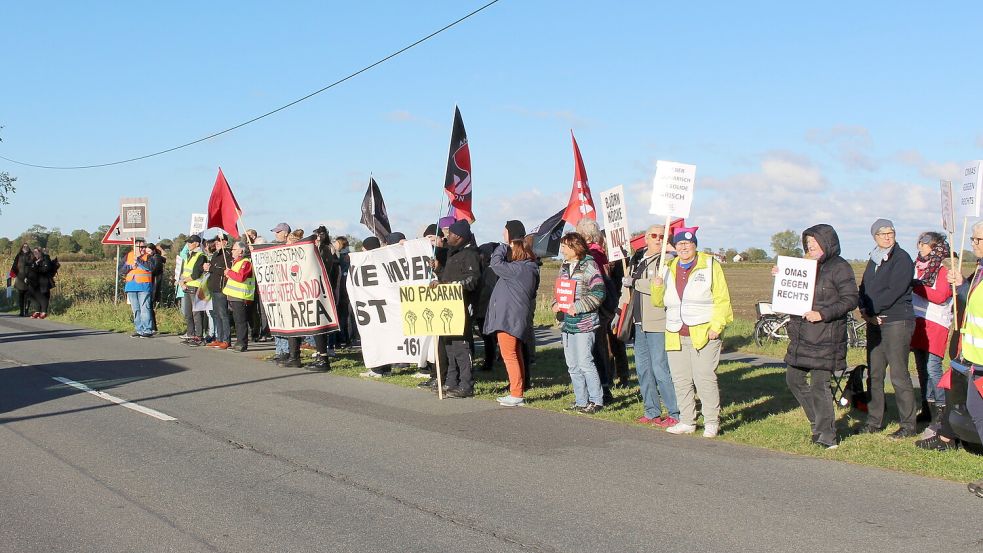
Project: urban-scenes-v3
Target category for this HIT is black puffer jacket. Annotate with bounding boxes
[784,224,859,371]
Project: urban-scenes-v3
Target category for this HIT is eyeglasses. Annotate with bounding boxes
[648,233,664,239]
[972,237,983,245]
[875,231,895,237]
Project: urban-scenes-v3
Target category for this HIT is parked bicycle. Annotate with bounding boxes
[753,301,866,348]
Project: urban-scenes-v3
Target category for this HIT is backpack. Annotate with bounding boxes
[848,364,869,411]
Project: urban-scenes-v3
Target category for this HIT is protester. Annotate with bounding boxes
[858,218,917,438]
[780,224,858,449]
[223,240,255,352]
[9,243,31,316]
[179,235,207,346]
[552,232,606,413]
[23,247,55,319]
[474,242,500,371]
[270,225,291,364]
[575,218,616,403]
[148,243,166,333]
[485,235,539,407]
[431,219,481,398]
[652,227,733,437]
[332,235,354,350]
[362,236,381,251]
[121,241,157,337]
[909,231,953,436]
[205,233,231,349]
[944,220,983,498]
[619,224,679,427]
[271,223,290,244]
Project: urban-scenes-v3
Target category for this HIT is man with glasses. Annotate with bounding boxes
[619,224,680,427]
[858,218,916,438]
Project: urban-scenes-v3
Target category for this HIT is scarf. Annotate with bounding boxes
[915,241,950,287]
[869,246,891,268]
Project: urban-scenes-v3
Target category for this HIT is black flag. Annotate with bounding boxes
[360,177,392,240]
[529,209,566,258]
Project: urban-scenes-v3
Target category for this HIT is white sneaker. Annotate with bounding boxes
[666,422,697,435]
[497,395,525,407]
[359,370,383,378]
[703,423,720,438]
[412,371,431,379]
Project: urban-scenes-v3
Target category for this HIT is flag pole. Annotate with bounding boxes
[114,245,120,304]
[656,214,671,276]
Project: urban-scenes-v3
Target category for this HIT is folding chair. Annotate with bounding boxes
[830,364,867,409]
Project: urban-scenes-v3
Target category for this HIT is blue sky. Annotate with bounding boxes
[2,1,982,259]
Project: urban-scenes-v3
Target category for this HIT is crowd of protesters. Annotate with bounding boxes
[65,214,983,499]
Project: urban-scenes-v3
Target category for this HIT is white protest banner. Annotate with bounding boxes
[347,238,436,368]
[599,185,630,262]
[119,197,149,236]
[771,256,817,316]
[251,239,339,337]
[958,161,982,218]
[941,180,955,233]
[189,213,207,236]
[649,161,696,218]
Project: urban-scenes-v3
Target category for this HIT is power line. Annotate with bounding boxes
[0,0,501,170]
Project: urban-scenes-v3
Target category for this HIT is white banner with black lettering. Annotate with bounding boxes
[251,239,340,337]
[347,238,436,368]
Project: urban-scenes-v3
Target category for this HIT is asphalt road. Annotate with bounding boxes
[1,314,980,553]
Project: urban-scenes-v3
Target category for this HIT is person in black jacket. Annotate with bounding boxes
[432,219,482,398]
[9,243,32,316]
[204,234,231,348]
[148,243,166,333]
[858,218,917,438]
[782,224,858,449]
[25,247,55,318]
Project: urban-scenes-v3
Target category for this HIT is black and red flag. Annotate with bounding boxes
[443,106,475,223]
[360,176,392,240]
[529,208,566,259]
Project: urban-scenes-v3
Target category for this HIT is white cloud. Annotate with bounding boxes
[894,149,962,180]
[805,125,878,171]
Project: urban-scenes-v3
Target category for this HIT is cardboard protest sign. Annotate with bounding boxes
[189,213,207,236]
[347,238,436,368]
[119,197,149,236]
[941,180,955,233]
[554,278,577,311]
[649,161,696,218]
[599,185,630,262]
[771,256,817,316]
[251,239,339,337]
[399,283,465,336]
[958,161,982,218]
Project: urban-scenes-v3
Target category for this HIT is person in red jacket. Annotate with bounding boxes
[910,231,953,436]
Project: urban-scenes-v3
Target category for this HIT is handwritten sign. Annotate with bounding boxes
[599,185,630,262]
[347,238,436,368]
[251,239,339,337]
[771,256,817,316]
[399,284,466,336]
[649,161,696,218]
[958,161,982,218]
[189,213,207,236]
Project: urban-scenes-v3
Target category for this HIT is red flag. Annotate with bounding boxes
[562,131,596,226]
[443,106,475,223]
[938,369,952,390]
[629,218,686,252]
[207,167,241,238]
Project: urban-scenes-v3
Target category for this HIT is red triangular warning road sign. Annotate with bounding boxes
[101,215,132,245]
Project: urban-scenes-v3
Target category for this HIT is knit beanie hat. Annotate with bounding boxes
[448,219,472,241]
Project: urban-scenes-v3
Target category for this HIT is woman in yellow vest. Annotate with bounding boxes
[651,227,733,438]
[223,240,255,352]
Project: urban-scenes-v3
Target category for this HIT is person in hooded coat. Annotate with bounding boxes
[782,224,859,449]
[9,243,32,316]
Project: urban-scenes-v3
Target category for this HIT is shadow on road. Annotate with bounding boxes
[0,328,110,344]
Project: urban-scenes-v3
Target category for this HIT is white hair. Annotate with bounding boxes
[972,220,983,237]
[575,218,604,244]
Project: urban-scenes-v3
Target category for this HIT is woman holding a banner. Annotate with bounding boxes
[782,224,858,449]
[651,227,733,437]
[485,237,540,407]
[552,232,606,414]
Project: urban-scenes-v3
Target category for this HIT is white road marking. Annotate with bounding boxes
[52,377,177,421]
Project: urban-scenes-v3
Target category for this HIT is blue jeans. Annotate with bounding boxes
[275,336,288,355]
[633,324,679,419]
[913,349,945,404]
[210,292,230,343]
[127,290,152,335]
[562,331,603,406]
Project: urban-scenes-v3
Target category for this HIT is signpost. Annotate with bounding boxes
[101,215,132,304]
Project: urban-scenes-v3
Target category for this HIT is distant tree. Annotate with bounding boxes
[724,248,739,261]
[23,224,50,249]
[742,247,769,262]
[0,127,16,213]
[771,230,802,257]
[0,237,10,255]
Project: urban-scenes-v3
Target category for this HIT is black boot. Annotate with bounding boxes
[307,354,330,372]
[930,403,946,431]
[284,354,302,368]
